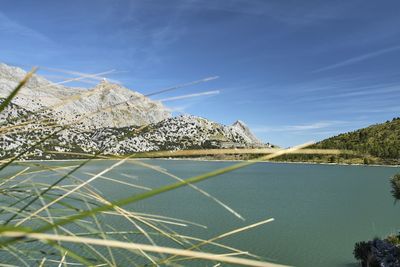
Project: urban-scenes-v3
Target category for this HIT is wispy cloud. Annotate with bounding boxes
[323,104,400,115]
[312,45,400,73]
[38,67,122,84]
[0,11,53,44]
[252,121,349,133]
[287,122,338,131]
[159,90,220,102]
[294,84,400,104]
[191,0,352,26]
[165,105,191,113]
[123,1,191,68]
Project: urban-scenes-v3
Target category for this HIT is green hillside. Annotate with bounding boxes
[276,117,400,165]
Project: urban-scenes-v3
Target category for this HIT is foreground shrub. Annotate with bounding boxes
[353,173,400,266]
[354,238,400,267]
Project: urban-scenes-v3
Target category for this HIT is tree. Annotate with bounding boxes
[390,173,400,201]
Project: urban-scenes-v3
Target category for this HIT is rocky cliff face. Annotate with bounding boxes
[0,100,267,159]
[103,115,265,155]
[231,120,262,144]
[0,63,267,159]
[0,63,170,128]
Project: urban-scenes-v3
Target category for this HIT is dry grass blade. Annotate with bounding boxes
[84,172,151,191]
[0,68,331,266]
[159,90,220,102]
[16,142,312,238]
[145,76,219,97]
[0,74,219,175]
[0,232,290,267]
[2,158,100,224]
[0,167,30,187]
[15,157,129,226]
[14,160,195,257]
[0,74,217,134]
[0,142,312,267]
[161,218,275,264]
[0,67,37,114]
[101,211,207,229]
[39,257,47,267]
[75,230,255,259]
[57,252,67,267]
[47,147,350,160]
[49,69,117,85]
[114,147,350,158]
[129,160,245,220]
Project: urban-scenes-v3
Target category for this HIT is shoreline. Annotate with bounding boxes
[152,157,400,168]
[12,158,400,168]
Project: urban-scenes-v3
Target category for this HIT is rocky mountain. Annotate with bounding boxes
[0,63,170,128]
[0,99,265,159]
[0,63,266,159]
[232,120,262,145]
[103,115,264,155]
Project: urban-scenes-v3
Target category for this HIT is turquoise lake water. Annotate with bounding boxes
[3,160,400,266]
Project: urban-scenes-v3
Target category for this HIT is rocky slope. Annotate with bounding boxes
[0,63,170,128]
[0,63,266,159]
[232,120,262,145]
[0,99,265,159]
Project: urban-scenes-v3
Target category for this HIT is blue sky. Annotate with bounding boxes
[1,0,400,146]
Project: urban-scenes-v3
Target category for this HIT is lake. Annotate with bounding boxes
[4,160,400,266]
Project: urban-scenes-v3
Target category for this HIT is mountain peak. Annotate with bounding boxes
[0,62,171,128]
[233,120,247,127]
[94,78,121,91]
[231,119,263,145]
[96,78,121,88]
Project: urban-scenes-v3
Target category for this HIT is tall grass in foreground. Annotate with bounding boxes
[0,69,344,266]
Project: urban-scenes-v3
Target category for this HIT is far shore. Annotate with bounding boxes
[12,157,400,168]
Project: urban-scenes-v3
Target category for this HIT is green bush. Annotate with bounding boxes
[390,173,400,201]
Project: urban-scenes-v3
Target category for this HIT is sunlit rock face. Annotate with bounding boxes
[0,63,171,129]
[0,63,267,160]
[231,120,263,145]
[0,104,266,159]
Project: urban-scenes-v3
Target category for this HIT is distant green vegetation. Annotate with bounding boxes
[275,117,400,165]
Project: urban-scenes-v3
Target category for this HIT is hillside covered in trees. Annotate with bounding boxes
[276,117,400,165]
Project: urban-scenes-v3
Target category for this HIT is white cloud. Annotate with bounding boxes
[312,45,400,73]
[159,90,220,102]
[252,121,348,133]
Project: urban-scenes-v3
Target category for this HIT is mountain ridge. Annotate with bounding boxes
[0,99,267,159]
[0,63,267,159]
[0,63,171,129]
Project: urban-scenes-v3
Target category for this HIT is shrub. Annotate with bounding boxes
[386,234,400,246]
[354,238,400,267]
[353,241,372,262]
[390,173,400,201]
